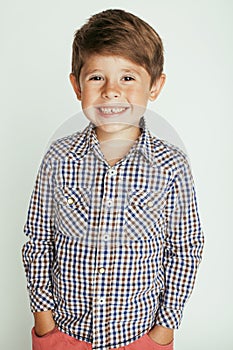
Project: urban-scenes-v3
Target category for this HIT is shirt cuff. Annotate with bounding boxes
[29,287,55,312]
[155,305,183,329]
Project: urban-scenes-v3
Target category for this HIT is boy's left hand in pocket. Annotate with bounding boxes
[147,325,174,346]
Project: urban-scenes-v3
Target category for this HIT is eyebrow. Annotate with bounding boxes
[121,68,139,74]
[84,69,104,75]
[83,68,141,76]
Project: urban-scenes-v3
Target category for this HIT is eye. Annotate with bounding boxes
[122,76,135,82]
[89,75,103,81]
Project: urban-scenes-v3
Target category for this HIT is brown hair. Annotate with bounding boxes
[71,9,164,87]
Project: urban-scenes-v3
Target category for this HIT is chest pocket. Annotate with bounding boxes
[54,186,90,239]
[124,188,166,241]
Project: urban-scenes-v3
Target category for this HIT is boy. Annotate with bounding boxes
[22,9,204,350]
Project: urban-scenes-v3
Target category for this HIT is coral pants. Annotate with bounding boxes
[32,327,174,350]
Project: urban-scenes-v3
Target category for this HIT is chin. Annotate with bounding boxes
[98,123,128,133]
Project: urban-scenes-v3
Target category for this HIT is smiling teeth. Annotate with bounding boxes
[100,107,127,114]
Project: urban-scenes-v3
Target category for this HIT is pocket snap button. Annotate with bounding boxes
[147,200,153,207]
[67,197,75,205]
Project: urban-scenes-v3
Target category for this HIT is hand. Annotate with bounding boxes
[148,325,174,346]
[34,310,56,337]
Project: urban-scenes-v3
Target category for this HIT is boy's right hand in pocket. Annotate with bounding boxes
[34,310,56,337]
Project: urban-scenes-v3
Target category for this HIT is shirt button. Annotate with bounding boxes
[147,200,153,208]
[99,298,104,304]
[98,267,105,274]
[67,197,75,205]
[107,200,112,207]
[104,235,109,241]
[109,169,117,176]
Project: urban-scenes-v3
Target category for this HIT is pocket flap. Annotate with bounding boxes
[54,186,90,208]
[127,188,166,211]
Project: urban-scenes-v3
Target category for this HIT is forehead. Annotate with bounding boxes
[81,54,149,75]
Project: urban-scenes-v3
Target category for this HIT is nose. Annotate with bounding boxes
[101,80,121,99]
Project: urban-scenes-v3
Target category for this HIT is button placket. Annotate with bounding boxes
[92,164,118,341]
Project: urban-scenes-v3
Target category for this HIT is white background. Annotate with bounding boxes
[1,1,233,349]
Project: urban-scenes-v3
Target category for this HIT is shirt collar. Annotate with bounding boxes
[67,116,156,165]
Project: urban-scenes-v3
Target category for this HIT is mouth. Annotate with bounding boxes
[96,105,130,117]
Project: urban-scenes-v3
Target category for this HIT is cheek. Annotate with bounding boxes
[127,89,150,105]
[80,88,94,107]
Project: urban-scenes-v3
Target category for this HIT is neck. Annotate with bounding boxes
[95,125,142,143]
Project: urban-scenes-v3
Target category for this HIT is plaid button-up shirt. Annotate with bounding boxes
[22,116,204,350]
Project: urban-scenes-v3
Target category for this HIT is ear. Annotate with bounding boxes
[149,73,166,101]
[69,73,82,100]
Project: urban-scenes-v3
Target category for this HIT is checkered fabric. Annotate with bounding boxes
[22,116,204,350]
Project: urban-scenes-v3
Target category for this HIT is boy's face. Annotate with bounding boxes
[70,54,165,141]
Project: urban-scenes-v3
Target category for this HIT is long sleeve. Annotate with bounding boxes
[155,155,204,328]
[22,147,56,312]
